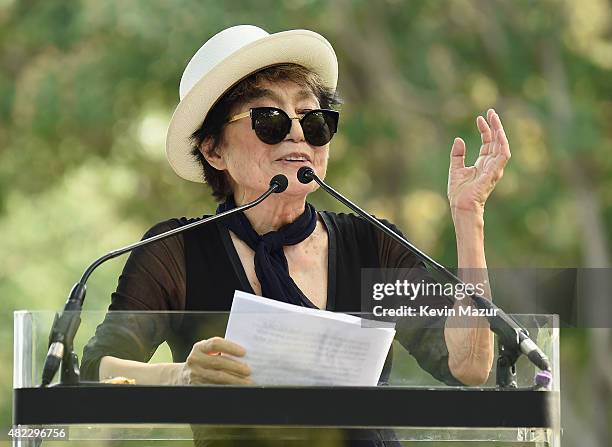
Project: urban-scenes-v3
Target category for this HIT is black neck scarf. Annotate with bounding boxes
[216,196,318,308]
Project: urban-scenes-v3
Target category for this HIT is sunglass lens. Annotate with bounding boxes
[302,111,336,146]
[253,108,289,145]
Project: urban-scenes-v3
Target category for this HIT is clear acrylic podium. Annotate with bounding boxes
[13,310,561,446]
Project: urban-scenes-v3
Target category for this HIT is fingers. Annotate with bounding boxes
[197,337,246,357]
[487,109,511,159]
[186,354,251,377]
[476,115,492,146]
[200,353,252,377]
[196,337,251,376]
[487,108,496,127]
[186,337,253,385]
[450,137,466,170]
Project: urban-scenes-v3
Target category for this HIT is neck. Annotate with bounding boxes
[233,190,307,234]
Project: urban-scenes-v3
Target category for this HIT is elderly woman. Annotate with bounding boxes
[82,24,509,444]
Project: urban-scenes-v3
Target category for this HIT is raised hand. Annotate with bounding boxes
[447,109,511,216]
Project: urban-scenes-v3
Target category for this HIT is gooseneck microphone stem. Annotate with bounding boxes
[298,167,550,377]
[312,172,453,280]
[78,180,284,285]
[41,175,289,387]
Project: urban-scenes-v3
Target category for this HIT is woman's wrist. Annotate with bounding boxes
[452,209,485,246]
[99,356,186,386]
[451,207,486,269]
[173,362,187,385]
[451,206,485,229]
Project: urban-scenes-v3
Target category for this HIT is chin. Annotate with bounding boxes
[283,179,318,197]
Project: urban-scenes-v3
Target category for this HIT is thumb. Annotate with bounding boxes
[450,137,466,170]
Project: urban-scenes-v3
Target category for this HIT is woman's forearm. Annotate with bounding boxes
[444,210,495,385]
[99,356,183,385]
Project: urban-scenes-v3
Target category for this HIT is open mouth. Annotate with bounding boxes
[275,153,312,164]
[277,158,309,163]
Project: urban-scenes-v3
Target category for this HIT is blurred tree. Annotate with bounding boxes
[0,0,610,444]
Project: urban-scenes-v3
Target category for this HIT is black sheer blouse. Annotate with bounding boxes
[81,211,461,387]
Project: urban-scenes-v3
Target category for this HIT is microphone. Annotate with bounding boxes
[41,174,288,387]
[298,166,550,373]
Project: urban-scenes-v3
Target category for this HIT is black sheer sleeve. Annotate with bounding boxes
[80,219,187,381]
[376,219,463,386]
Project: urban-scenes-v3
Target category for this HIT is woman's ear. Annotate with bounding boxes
[200,138,227,171]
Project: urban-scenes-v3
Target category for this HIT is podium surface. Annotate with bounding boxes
[13,310,561,445]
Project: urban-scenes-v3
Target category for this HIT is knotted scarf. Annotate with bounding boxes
[216,196,318,307]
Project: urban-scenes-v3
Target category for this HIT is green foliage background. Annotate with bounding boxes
[1,0,611,445]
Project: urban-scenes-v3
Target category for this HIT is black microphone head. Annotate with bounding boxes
[297,166,315,184]
[269,174,289,193]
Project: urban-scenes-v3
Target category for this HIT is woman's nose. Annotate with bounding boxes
[286,117,305,143]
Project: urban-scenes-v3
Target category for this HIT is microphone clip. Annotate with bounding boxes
[42,282,86,386]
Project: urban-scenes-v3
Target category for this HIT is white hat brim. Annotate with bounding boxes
[166,29,338,183]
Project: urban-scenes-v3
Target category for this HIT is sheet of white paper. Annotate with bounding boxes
[224,290,396,386]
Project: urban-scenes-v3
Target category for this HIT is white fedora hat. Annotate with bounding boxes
[165,25,338,183]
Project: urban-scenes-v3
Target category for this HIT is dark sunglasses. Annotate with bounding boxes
[227,107,339,146]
